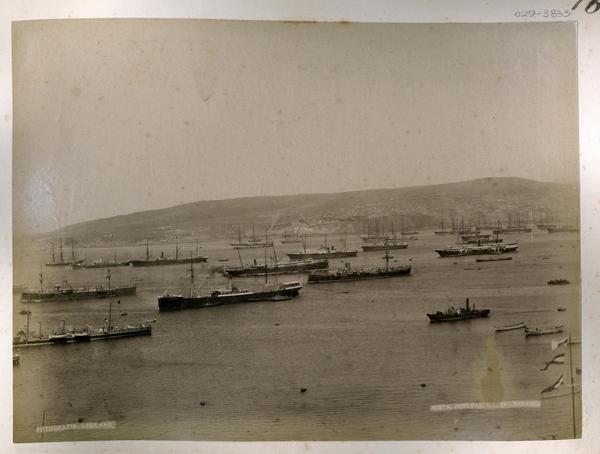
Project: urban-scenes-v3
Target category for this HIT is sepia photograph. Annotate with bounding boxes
[10,18,581,443]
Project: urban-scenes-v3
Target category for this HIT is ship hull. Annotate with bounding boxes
[286,251,358,260]
[13,326,152,347]
[158,286,301,311]
[225,259,328,277]
[21,286,136,302]
[361,244,408,251]
[427,310,490,322]
[128,257,208,267]
[308,266,411,283]
[435,244,518,257]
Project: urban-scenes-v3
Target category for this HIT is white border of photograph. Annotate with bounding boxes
[1,1,598,453]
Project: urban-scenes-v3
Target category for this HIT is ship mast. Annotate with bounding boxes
[70,238,75,263]
[189,251,195,297]
[146,239,149,261]
[175,236,179,260]
[236,248,243,266]
[106,268,113,333]
[51,241,55,263]
[114,248,117,264]
[59,238,64,263]
[382,250,392,272]
[302,234,307,254]
[264,244,268,285]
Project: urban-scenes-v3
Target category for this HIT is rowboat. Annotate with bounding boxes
[525,325,564,336]
[494,321,526,332]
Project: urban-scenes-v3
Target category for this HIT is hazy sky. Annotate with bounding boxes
[12,20,578,232]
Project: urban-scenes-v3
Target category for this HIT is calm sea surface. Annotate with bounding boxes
[12,231,581,442]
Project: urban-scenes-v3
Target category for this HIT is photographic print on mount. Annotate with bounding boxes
[12,19,580,441]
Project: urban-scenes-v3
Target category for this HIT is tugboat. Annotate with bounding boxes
[547,279,570,285]
[308,250,411,283]
[427,298,490,322]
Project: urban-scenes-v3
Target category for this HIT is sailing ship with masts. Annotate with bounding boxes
[361,222,408,251]
[434,224,518,257]
[434,215,457,235]
[360,219,393,242]
[230,226,274,249]
[72,248,130,269]
[128,238,208,267]
[21,267,136,302]
[280,226,303,244]
[493,213,532,234]
[45,238,84,267]
[286,233,358,260]
[15,270,152,347]
[224,244,328,276]
[308,250,411,283]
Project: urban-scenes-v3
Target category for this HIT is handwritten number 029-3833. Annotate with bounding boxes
[572,0,600,13]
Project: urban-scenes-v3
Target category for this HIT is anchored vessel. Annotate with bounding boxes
[158,282,302,311]
[308,251,411,283]
[525,325,564,336]
[13,299,153,348]
[435,242,518,257]
[21,269,135,302]
[287,233,358,260]
[158,253,302,311]
[45,238,84,267]
[230,226,274,249]
[362,241,408,251]
[128,239,207,267]
[427,298,490,322]
[225,258,328,276]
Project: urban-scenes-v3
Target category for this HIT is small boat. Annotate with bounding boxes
[525,325,564,336]
[476,256,513,263]
[427,298,490,322]
[218,258,230,262]
[547,279,570,285]
[494,321,526,332]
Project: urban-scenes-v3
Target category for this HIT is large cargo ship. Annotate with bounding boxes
[308,251,411,283]
[158,281,302,311]
[434,242,518,257]
[21,283,136,302]
[14,304,154,348]
[21,269,136,302]
[361,241,408,251]
[128,255,208,267]
[287,246,358,260]
[128,240,207,267]
[224,258,328,277]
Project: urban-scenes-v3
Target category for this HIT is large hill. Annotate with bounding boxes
[42,177,579,245]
